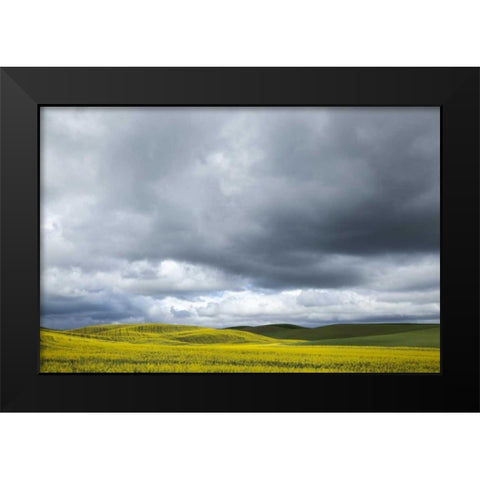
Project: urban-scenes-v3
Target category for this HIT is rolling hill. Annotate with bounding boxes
[46,323,275,345]
[227,323,440,348]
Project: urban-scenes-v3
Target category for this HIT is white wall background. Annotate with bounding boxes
[1,1,479,479]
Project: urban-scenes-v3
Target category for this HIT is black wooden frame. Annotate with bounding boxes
[1,68,478,412]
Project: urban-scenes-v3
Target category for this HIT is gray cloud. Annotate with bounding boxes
[41,107,440,329]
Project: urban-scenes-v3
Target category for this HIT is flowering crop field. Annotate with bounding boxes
[40,323,440,373]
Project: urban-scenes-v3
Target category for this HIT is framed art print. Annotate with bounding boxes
[1,68,479,411]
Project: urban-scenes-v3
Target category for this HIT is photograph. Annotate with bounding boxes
[40,106,440,373]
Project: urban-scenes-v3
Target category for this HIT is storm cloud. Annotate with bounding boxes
[40,107,440,329]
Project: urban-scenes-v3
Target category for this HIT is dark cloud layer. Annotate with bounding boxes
[41,107,440,328]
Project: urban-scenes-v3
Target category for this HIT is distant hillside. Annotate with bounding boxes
[227,323,440,348]
[228,323,308,339]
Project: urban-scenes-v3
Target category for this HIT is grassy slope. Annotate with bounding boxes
[306,328,439,348]
[61,323,276,345]
[229,323,440,347]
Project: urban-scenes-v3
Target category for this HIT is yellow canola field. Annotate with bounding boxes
[40,328,440,373]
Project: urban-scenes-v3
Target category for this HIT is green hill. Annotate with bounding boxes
[227,323,440,348]
[228,323,308,339]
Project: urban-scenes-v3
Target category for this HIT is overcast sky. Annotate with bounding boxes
[40,107,440,330]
